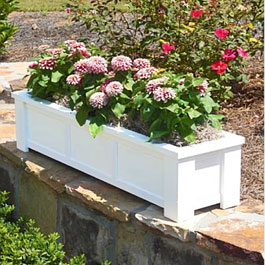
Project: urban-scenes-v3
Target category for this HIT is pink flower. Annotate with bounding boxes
[38,45,50,50]
[100,78,114,93]
[66,74,81,85]
[146,76,169,94]
[215,28,229,40]
[162,42,175,54]
[39,57,56,70]
[46,48,65,56]
[211,60,228,75]
[105,81,124,97]
[153,87,176,103]
[87,56,108,74]
[89,92,109,109]
[197,80,208,95]
[178,78,185,85]
[134,67,158,80]
[111,55,132,71]
[69,42,86,50]
[77,48,91,57]
[221,48,236,62]
[237,47,249,59]
[28,61,38,69]
[65,7,71,13]
[74,59,89,74]
[64,40,77,46]
[133,58,151,70]
[190,10,203,18]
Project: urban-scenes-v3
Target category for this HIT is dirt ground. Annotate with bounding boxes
[1,12,264,202]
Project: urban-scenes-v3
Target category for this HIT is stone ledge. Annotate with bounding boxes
[0,140,264,264]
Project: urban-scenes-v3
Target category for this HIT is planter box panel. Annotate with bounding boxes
[27,105,67,155]
[13,90,245,222]
[117,141,164,205]
[70,125,116,180]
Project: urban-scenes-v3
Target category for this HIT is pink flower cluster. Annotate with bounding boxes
[89,92,109,109]
[74,56,108,74]
[134,67,158,80]
[111,55,132,71]
[146,76,169,94]
[65,40,91,57]
[66,74,81,85]
[133,58,151,70]
[28,61,38,69]
[105,81,124,97]
[39,57,56,70]
[153,87,176,103]
[46,48,65,56]
[87,56,108,74]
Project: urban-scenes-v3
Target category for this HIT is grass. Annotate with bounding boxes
[17,0,68,11]
[17,0,128,12]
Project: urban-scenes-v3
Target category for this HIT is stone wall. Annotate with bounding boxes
[0,141,263,265]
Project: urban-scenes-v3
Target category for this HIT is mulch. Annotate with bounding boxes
[1,12,264,202]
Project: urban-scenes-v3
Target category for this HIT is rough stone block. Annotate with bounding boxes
[150,237,211,265]
[0,166,16,205]
[59,200,116,265]
[115,222,149,265]
[18,172,57,234]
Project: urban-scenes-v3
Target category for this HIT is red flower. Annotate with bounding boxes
[190,10,203,18]
[221,48,236,62]
[237,47,249,59]
[162,42,175,54]
[211,60,228,75]
[215,28,229,40]
[65,7,71,14]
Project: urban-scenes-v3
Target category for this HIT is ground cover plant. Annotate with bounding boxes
[27,41,223,143]
[67,0,264,100]
[0,0,18,53]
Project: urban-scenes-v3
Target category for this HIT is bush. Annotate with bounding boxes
[27,41,223,142]
[0,191,87,265]
[0,0,18,53]
[67,0,264,99]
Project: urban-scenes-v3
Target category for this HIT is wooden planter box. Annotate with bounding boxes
[13,90,245,222]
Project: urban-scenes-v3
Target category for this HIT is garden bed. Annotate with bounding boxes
[1,11,264,202]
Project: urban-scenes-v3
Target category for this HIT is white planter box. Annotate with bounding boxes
[12,90,245,222]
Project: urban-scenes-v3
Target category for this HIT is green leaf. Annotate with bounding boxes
[88,116,105,138]
[187,109,201,119]
[201,96,218,113]
[51,71,63,83]
[192,78,205,87]
[75,105,88,126]
[70,90,80,104]
[112,102,126,119]
[149,129,170,141]
[208,114,224,130]
[124,77,134,91]
[140,105,156,121]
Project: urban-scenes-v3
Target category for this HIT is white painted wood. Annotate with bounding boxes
[220,146,242,209]
[14,99,29,152]
[12,90,245,222]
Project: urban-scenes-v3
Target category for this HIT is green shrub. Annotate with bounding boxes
[67,0,264,100]
[0,0,18,53]
[0,191,86,264]
[27,42,222,142]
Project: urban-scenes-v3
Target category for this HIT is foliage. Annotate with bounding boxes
[0,191,111,265]
[0,0,18,53]
[67,0,264,100]
[27,42,223,143]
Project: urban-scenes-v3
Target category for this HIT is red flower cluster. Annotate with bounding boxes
[215,28,229,40]
[211,61,228,75]
[190,10,203,18]
[162,42,175,54]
